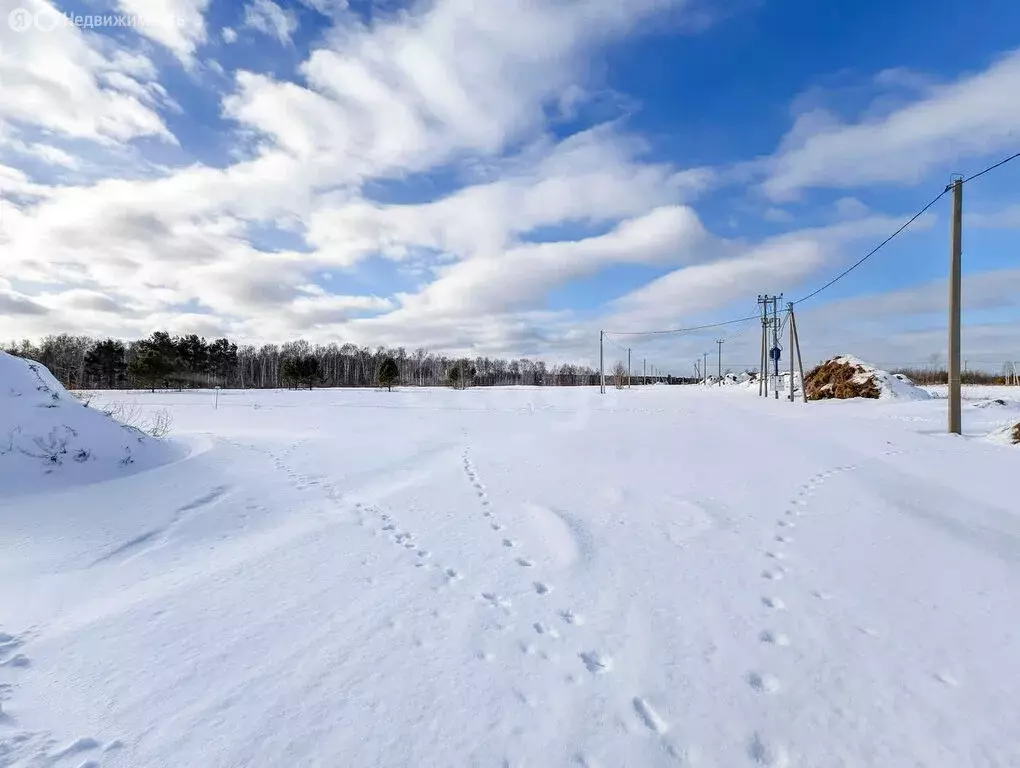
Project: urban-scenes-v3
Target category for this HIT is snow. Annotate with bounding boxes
[923,385,1020,446]
[0,353,181,496]
[2,379,1020,767]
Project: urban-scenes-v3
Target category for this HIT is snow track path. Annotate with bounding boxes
[1,386,1018,767]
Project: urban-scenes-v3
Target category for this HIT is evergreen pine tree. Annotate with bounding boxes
[378,357,399,391]
[85,339,127,388]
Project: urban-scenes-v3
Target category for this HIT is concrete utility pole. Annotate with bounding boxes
[716,339,724,384]
[599,331,605,395]
[789,305,795,402]
[949,177,963,435]
[643,358,646,385]
[627,348,632,389]
[703,352,708,385]
[790,305,807,403]
[771,296,780,400]
[758,312,766,397]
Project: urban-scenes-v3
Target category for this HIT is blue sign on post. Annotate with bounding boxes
[769,347,781,362]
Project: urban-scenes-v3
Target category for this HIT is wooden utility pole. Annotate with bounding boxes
[703,352,708,385]
[627,348,632,389]
[716,339,723,384]
[643,358,646,385]
[948,177,963,435]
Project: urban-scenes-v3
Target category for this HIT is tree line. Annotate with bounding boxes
[889,366,1012,386]
[3,333,606,391]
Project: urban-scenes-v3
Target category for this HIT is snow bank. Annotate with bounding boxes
[805,355,932,401]
[983,422,1020,447]
[0,353,178,495]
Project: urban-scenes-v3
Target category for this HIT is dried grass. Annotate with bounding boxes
[1012,423,1020,445]
[804,359,881,401]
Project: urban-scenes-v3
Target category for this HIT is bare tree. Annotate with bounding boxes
[612,361,627,390]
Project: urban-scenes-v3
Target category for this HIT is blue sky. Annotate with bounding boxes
[1,0,1019,372]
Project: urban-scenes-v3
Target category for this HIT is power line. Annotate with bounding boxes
[961,150,1020,184]
[601,151,1020,338]
[792,150,1020,307]
[791,188,948,306]
[603,335,628,354]
[605,314,760,338]
[721,311,761,343]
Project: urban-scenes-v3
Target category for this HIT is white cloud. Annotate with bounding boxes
[304,125,711,267]
[763,48,1020,200]
[296,0,347,13]
[222,27,238,43]
[391,205,708,319]
[602,215,927,333]
[832,197,869,219]
[116,0,211,63]
[0,0,172,144]
[7,141,80,169]
[225,0,688,183]
[967,204,1020,229]
[762,207,793,223]
[243,0,298,44]
[804,269,1020,321]
[0,289,50,316]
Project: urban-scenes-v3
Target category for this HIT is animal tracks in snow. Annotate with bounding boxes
[742,455,914,764]
[578,651,613,675]
[0,630,29,671]
[461,449,617,704]
[748,731,790,767]
[0,629,119,767]
[746,671,781,694]
[354,501,465,588]
[760,596,785,611]
[632,696,669,734]
[758,630,790,647]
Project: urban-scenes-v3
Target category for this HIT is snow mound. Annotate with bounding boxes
[0,353,178,496]
[984,422,1020,447]
[805,356,932,401]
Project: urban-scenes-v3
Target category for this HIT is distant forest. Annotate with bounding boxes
[2,332,680,391]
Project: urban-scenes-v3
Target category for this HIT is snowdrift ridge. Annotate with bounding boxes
[0,352,178,496]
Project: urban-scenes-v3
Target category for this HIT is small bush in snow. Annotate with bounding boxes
[147,409,173,438]
[102,402,173,438]
[70,391,96,408]
[612,361,627,389]
[19,426,76,466]
[1012,423,1020,445]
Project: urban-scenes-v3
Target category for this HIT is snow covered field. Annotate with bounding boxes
[2,383,1019,767]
